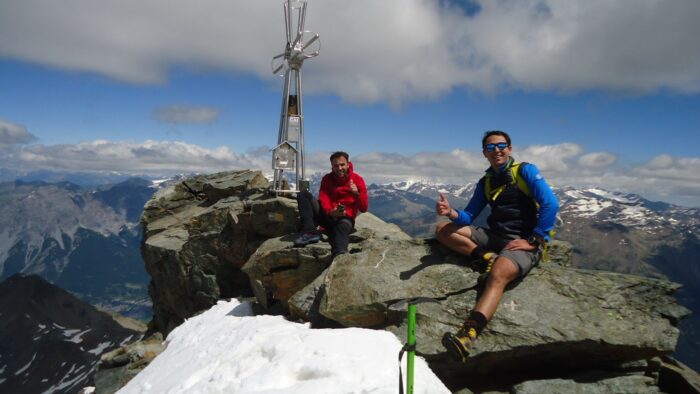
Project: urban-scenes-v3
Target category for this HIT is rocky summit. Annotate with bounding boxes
[137,170,700,393]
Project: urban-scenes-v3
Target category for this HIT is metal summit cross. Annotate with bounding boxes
[270,0,320,194]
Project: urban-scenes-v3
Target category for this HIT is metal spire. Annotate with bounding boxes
[271,0,320,194]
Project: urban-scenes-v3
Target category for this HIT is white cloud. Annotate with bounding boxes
[517,143,583,172]
[1,1,699,105]
[153,105,220,125]
[12,140,268,175]
[578,152,617,168]
[0,118,37,145]
[646,154,675,170]
[2,139,699,207]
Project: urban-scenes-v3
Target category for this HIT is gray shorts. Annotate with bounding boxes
[469,226,540,277]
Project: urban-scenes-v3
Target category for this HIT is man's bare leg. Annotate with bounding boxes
[473,257,519,320]
[439,230,520,362]
[435,222,479,255]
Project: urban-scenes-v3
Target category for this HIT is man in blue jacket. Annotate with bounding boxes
[435,130,559,363]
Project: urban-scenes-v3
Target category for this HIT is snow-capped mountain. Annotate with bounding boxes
[0,274,141,394]
[558,186,699,233]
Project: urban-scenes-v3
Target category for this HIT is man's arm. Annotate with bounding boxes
[451,179,487,226]
[353,175,369,213]
[521,163,560,241]
[318,175,333,215]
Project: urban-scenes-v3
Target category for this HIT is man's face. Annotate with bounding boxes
[331,156,349,178]
[482,135,512,169]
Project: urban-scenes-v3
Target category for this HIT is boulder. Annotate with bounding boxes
[140,170,298,334]
[242,212,411,311]
[246,231,689,391]
[95,333,166,394]
[317,238,687,373]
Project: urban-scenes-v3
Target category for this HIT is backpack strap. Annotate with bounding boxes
[485,161,527,202]
[513,162,531,198]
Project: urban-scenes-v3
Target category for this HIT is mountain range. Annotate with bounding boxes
[0,178,156,320]
[1,171,699,375]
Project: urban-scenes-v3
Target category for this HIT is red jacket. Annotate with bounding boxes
[318,161,369,220]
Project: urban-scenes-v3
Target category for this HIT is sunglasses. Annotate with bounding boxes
[484,142,510,152]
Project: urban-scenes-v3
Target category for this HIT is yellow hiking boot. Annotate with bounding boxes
[442,323,478,363]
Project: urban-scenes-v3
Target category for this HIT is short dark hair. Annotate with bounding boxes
[330,151,349,162]
[482,130,511,149]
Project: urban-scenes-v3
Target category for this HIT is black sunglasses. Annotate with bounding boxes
[484,142,509,152]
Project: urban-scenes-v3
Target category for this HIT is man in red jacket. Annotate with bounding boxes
[294,151,369,257]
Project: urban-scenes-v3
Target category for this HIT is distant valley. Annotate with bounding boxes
[0,178,156,320]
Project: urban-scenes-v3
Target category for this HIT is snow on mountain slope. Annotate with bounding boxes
[119,299,449,394]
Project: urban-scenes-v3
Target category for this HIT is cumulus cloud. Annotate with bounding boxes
[2,138,699,206]
[12,140,269,175]
[0,118,37,145]
[153,105,221,125]
[578,152,617,168]
[1,0,699,105]
[516,143,583,172]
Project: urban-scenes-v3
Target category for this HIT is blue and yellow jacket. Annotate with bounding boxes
[451,158,560,241]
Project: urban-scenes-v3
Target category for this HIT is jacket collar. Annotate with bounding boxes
[485,157,515,176]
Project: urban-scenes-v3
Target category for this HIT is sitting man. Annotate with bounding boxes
[435,130,559,363]
[294,151,369,258]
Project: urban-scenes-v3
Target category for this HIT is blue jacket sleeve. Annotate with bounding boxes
[452,179,487,226]
[520,163,560,241]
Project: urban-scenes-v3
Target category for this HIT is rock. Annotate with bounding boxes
[281,236,687,384]
[543,239,572,267]
[242,209,688,382]
[243,211,412,312]
[140,170,298,334]
[658,356,700,393]
[243,236,333,310]
[95,333,166,394]
[512,374,661,393]
[348,253,685,374]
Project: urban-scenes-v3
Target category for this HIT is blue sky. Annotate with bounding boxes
[1,0,699,206]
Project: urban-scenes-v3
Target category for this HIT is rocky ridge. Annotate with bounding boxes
[129,170,699,393]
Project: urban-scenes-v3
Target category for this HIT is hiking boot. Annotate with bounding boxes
[293,231,321,247]
[442,323,479,363]
[482,252,498,273]
[471,251,498,272]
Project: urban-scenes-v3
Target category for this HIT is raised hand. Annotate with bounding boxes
[436,192,452,217]
[349,179,359,195]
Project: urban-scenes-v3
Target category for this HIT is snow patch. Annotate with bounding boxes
[42,364,92,394]
[120,299,448,394]
[88,341,113,355]
[14,353,36,375]
[64,328,92,344]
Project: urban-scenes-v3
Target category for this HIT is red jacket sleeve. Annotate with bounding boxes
[353,174,369,213]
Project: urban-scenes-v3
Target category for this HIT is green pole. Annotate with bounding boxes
[407,303,416,394]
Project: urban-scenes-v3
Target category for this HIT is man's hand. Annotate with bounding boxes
[503,239,537,251]
[349,179,359,195]
[330,205,345,218]
[436,192,453,217]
